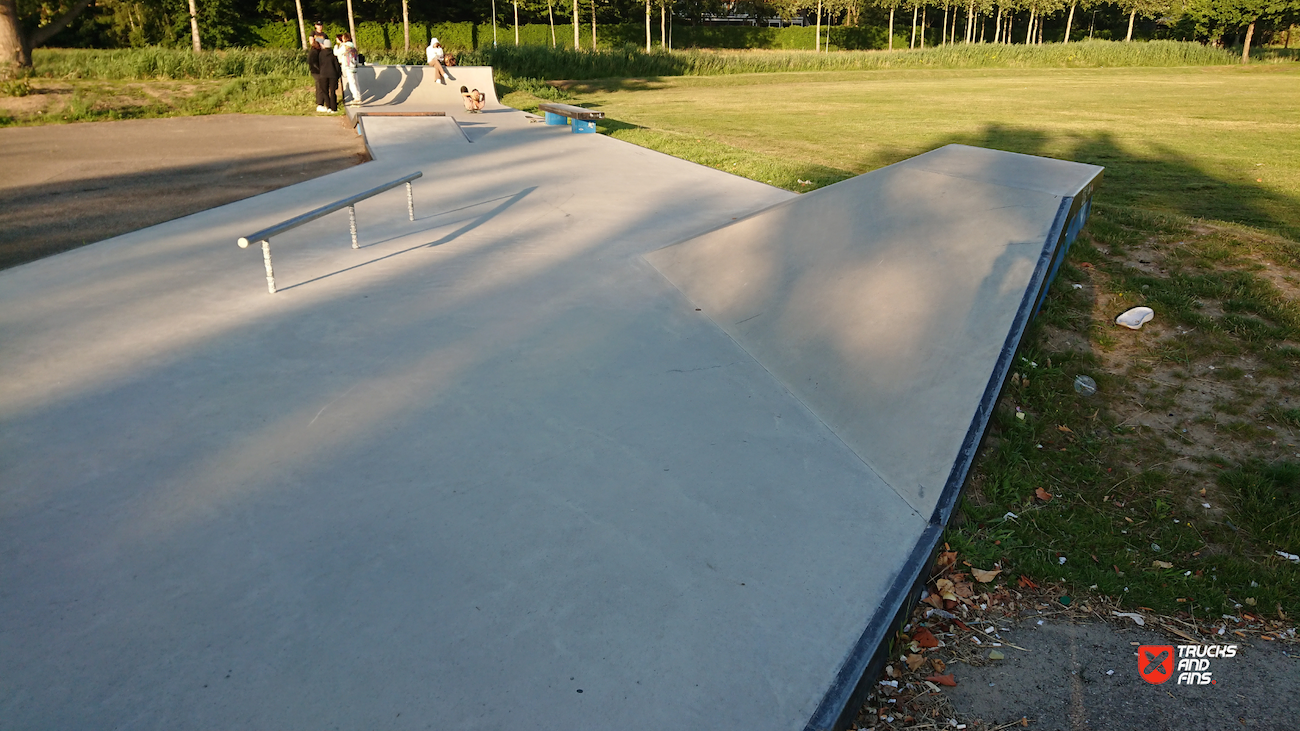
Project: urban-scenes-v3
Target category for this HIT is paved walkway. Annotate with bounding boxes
[0,114,367,270]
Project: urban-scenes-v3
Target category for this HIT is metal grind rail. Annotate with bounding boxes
[237,171,422,294]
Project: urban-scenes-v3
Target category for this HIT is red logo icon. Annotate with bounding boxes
[1139,645,1175,684]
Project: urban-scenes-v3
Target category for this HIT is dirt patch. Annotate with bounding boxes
[0,114,369,270]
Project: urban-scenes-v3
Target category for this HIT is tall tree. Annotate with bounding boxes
[514,0,520,45]
[548,0,556,47]
[402,0,410,51]
[1,0,94,78]
[645,0,651,50]
[296,0,308,49]
[1189,0,1299,62]
[573,0,580,47]
[188,0,202,51]
[345,0,356,45]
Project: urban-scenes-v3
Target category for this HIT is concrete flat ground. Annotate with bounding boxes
[0,71,1099,730]
[0,114,368,270]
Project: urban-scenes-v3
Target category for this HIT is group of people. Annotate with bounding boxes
[308,21,360,113]
[305,28,485,115]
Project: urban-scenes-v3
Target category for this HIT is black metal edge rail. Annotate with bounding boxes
[236,171,423,294]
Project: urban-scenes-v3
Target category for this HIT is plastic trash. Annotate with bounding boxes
[1074,374,1097,396]
[1116,306,1155,329]
[1278,551,1299,562]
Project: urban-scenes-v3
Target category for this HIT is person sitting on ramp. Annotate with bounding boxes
[426,38,452,85]
[460,86,484,113]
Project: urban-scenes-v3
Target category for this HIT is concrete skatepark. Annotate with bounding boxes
[0,66,1100,729]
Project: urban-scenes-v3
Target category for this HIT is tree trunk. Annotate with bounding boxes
[661,2,666,49]
[514,0,520,45]
[1089,10,1095,39]
[1125,9,1135,42]
[1037,15,1043,44]
[941,5,948,45]
[345,0,356,47]
[920,5,925,48]
[0,0,29,77]
[911,4,918,49]
[993,6,1001,43]
[549,2,556,47]
[967,2,974,43]
[591,0,597,50]
[573,0,580,48]
[1242,19,1255,63]
[1064,2,1074,43]
[1006,16,1012,44]
[888,6,894,50]
[492,0,498,46]
[645,0,651,51]
[816,0,822,52]
[1025,9,1033,44]
[296,0,308,49]
[187,0,202,52]
[402,0,409,51]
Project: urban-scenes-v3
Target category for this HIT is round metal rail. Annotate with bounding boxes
[237,171,423,293]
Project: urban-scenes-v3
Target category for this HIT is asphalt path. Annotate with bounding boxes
[0,114,368,270]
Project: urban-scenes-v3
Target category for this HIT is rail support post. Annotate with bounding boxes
[348,205,359,249]
[406,181,415,221]
[261,240,277,294]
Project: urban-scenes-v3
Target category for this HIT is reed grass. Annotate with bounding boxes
[478,39,1245,80]
[32,47,308,80]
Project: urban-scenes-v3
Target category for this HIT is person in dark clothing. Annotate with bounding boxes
[308,36,326,113]
[309,36,341,113]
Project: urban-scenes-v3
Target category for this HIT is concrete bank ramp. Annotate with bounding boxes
[647,144,1102,519]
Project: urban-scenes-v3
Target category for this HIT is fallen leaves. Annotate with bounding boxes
[905,653,926,671]
[924,673,957,687]
[912,626,940,648]
[1152,560,1174,569]
[1035,487,1053,502]
[971,567,1001,583]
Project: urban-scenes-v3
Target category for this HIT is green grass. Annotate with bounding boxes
[550,63,1300,617]
[946,208,1300,618]
[559,65,1300,242]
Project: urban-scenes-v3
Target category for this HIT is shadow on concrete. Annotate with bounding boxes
[280,187,536,292]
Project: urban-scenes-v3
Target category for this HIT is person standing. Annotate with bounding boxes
[310,35,340,112]
[308,36,328,113]
[335,33,361,104]
[425,38,451,85]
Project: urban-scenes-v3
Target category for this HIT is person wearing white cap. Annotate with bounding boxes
[426,37,451,85]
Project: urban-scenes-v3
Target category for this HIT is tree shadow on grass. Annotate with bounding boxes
[897,124,1300,246]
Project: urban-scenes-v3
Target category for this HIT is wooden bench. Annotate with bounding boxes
[537,103,605,134]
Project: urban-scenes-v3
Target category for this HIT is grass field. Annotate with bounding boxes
[519,64,1300,618]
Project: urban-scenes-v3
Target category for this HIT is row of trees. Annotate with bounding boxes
[3,0,1297,76]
